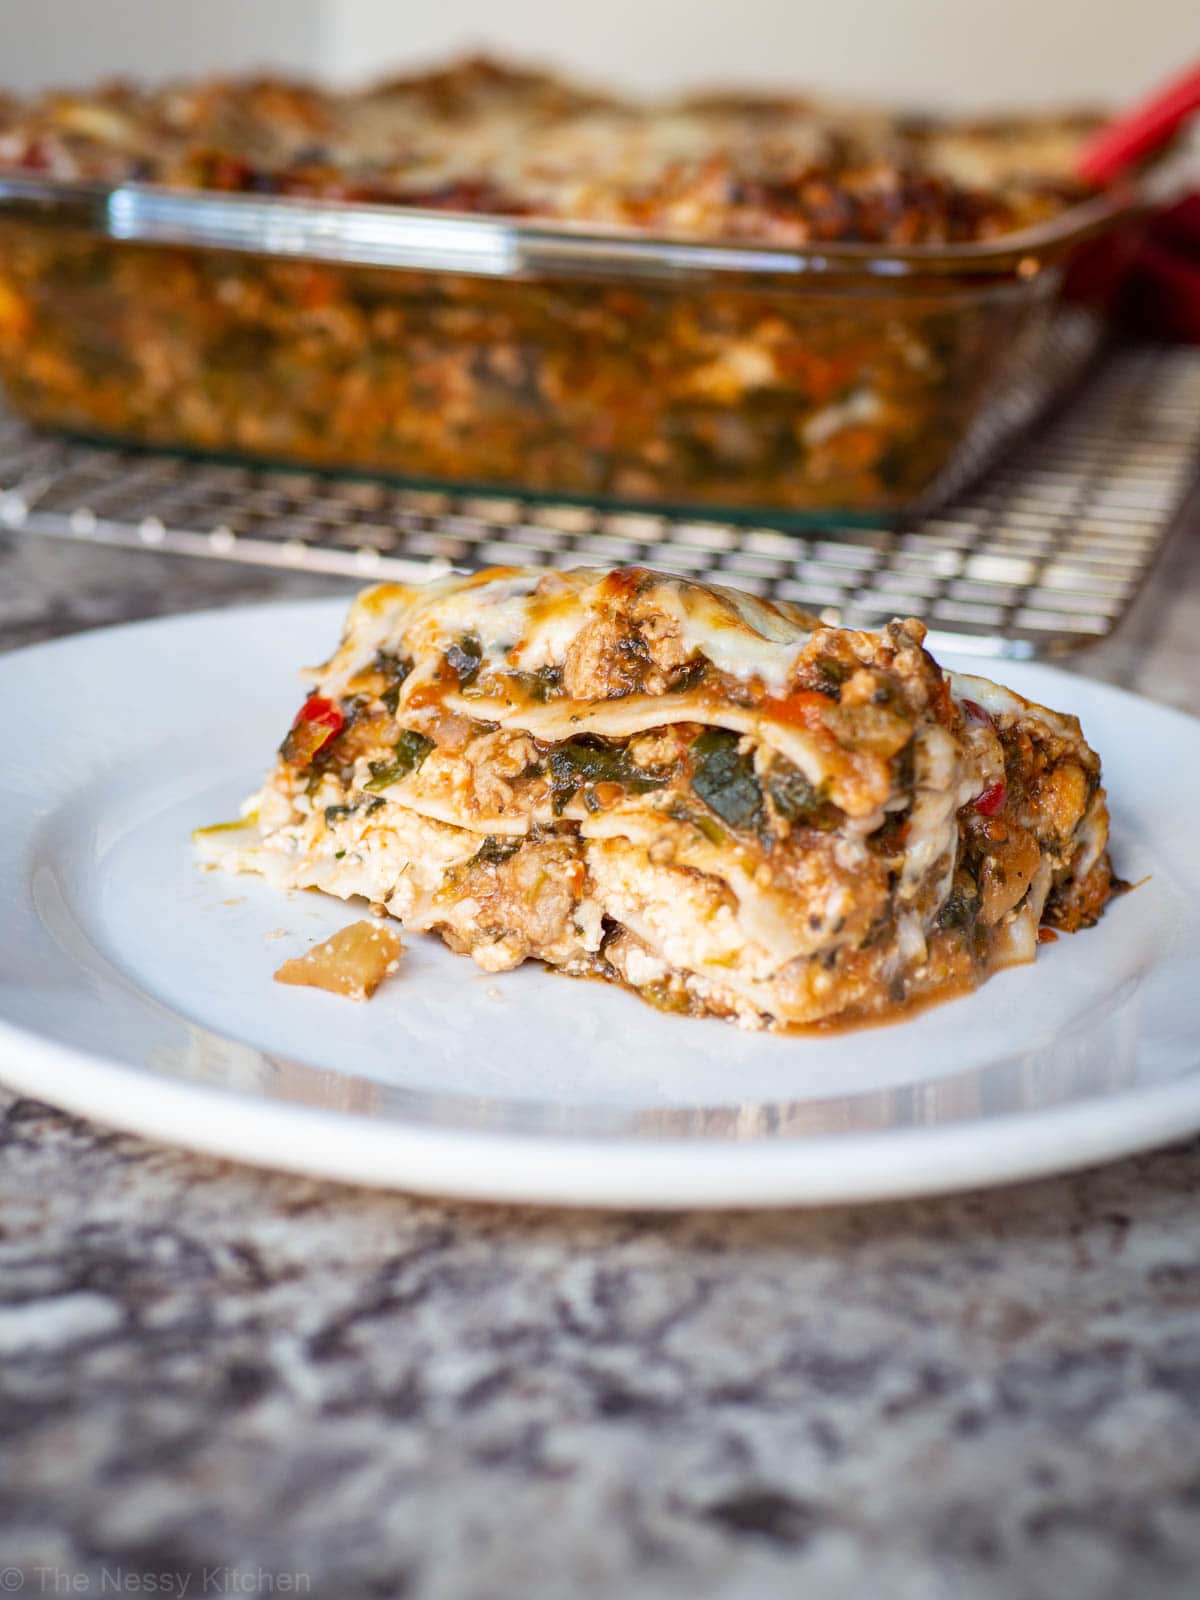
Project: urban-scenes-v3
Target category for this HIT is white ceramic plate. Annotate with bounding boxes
[1,598,1198,1208]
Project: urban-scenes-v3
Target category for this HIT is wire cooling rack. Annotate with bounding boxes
[1,341,1198,658]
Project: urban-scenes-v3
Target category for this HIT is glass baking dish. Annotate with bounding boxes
[0,174,1150,522]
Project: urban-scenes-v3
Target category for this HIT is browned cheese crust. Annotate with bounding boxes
[0,56,1100,243]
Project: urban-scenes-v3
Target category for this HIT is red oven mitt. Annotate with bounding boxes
[1120,193,1200,343]
[1072,63,1200,343]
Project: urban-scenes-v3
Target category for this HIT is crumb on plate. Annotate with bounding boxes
[273,920,403,1001]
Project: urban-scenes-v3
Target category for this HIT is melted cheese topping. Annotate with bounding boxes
[643,575,815,691]
[949,671,1081,742]
[323,567,815,697]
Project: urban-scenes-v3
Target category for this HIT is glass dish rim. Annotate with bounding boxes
[0,170,1154,285]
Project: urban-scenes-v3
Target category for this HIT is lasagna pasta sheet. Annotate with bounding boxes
[204,566,1116,1029]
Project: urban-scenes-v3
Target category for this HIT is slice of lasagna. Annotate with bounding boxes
[204,566,1116,1030]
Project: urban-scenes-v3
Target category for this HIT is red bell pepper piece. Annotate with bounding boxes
[281,696,345,767]
[973,779,1007,817]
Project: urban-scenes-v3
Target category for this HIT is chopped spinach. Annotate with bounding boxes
[375,649,411,677]
[374,652,412,715]
[689,729,762,830]
[507,664,563,702]
[363,728,436,792]
[324,803,353,826]
[765,763,840,830]
[445,634,483,688]
[548,737,667,815]
[468,835,524,868]
[667,656,708,693]
[396,728,435,767]
[667,799,726,847]
[937,888,978,931]
[766,765,821,820]
[375,648,410,678]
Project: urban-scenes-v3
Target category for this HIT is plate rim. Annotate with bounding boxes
[1,1010,1198,1207]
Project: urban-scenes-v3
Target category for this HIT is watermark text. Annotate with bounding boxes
[1,1568,311,1596]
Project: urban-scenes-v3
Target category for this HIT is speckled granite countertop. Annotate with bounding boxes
[1,518,1199,1600]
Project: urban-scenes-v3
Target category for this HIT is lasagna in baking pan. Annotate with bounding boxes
[204,567,1116,1030]
[0,59,1117,515]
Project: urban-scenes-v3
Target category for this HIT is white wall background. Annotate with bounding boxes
[0,0,1196,109]
[0,2,325,91]
[325,0,1200,110]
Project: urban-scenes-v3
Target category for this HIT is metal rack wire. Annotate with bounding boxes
[1,341,1198,658]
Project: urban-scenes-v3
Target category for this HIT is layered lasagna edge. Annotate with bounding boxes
[199,565,1116,1030]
